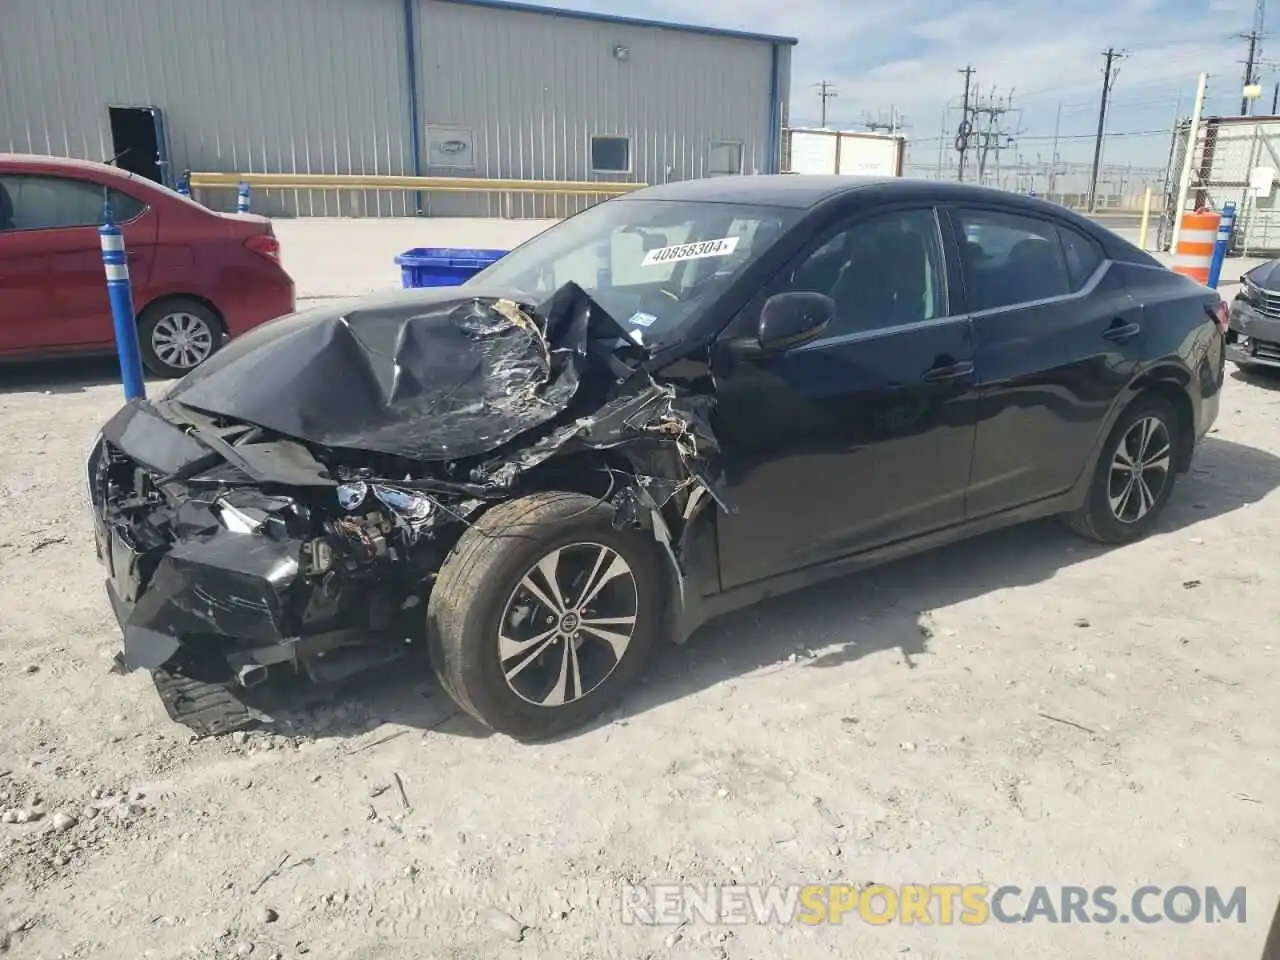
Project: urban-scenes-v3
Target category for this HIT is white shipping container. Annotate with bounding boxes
[783,128,904,177]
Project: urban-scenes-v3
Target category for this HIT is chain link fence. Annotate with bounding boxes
[1162,116,1280,255]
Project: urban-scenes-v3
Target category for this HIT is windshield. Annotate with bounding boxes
[469,198,799,347]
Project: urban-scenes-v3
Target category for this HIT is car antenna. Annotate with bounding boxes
[102,146,133,167]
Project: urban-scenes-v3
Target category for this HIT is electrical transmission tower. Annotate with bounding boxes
[813,81,838,128]
[1241,0,1267,114]
[1088,47,1127,212]
[863,107,905,136]
[956,65,976,181]
[969,88,1018,184]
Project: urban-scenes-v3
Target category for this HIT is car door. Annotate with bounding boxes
[948,205,1144,518]
[0,173,155,355]
[710,204,979,591]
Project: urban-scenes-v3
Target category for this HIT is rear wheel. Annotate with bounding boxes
[1066,393,1183,543]
[427,491,666,740]
[138,298,224,378]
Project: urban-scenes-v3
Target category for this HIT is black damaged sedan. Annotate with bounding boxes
[88,176,1228,740]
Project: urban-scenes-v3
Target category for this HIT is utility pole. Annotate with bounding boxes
[813,81,838,128]
[1273,79,1279,113]
[936,107,947,178]
[956,65,975,182]
[1241,0,1266,114]
[1088,48,1125,212]
[1049,101,1062,195]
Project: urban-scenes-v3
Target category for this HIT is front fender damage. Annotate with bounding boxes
[90,282,729,734]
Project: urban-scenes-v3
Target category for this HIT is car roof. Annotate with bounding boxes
[620,175,903,207]
[621,175,1103,221]
[0,152,143,185]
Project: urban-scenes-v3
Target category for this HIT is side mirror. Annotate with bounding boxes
[758,291,834,352]
[721,291,834,361]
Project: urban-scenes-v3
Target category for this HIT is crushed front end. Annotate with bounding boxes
[1228,269,1280,368]
[87,400,477,735]
[89,286,726,735]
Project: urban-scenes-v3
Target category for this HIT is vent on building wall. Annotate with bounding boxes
[613,45,630,60]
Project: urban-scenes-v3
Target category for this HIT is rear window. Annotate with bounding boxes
[1058,226,1104,290]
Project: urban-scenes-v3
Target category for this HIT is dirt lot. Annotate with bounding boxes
[1,246,1279,958]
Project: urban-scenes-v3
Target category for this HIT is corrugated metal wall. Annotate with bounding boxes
[0,0,413,217]
[412,0,779,217]
[0,0,787,219]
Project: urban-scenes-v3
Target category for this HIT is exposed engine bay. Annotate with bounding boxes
[87,283,723,735]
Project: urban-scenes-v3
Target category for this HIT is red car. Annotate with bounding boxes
[0,154,295,378]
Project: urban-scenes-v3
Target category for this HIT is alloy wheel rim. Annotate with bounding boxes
[1107,415,1172,524]
[152,312,214,369]
[498,542,639,708]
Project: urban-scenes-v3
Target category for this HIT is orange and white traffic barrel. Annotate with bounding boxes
[1171,210,1222,284]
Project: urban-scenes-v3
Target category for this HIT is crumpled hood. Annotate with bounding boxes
[166,283,636,462]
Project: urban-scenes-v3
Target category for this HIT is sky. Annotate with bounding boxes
[520,0,1269,178]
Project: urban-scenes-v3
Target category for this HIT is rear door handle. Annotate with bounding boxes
[1103,320,1141,342]
[921,360,975,382]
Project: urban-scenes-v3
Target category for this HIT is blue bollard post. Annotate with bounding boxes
[236,181,251,213]
[1207,201,1236,289]
[99,204,146,401]
[176,171,191,197]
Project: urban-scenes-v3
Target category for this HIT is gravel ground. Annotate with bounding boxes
[0,225,1278,958]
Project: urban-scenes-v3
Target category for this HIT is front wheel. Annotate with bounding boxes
[1066,393,1184,544]
[427,491,668,740]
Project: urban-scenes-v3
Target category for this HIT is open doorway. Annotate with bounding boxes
[107,106,170,185]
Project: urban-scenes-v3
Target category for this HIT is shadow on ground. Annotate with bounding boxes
[1231,364,1280,389]
[228,433,1280,747]
[0,356,175,396]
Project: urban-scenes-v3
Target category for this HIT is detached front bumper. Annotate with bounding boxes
[88,427,309,680]
[87,402,429,695]
[1227,299,1280,368]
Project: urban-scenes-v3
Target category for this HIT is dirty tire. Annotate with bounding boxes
[1065,392,1183,544]
[137,297,224,379]
[152,668,256,738]
[427,491,666,741]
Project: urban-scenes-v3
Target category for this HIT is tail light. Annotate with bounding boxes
[244,233,280,263]
[1211,299,1229,332]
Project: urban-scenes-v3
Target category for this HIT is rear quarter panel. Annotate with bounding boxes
[141,205,294,334]
[1113,261,1225,445]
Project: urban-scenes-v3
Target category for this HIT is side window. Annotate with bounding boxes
[955,208,1071,311]
[0,176,145,231]
[779,207,949,335]
[1057,225,1104,291]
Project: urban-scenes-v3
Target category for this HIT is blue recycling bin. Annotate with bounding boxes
[394,247,508,288]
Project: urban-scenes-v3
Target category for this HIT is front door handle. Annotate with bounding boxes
[1103,320,1141,342]
[921,360,975,382]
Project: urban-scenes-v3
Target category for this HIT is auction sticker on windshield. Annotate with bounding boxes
[642,236,740,266]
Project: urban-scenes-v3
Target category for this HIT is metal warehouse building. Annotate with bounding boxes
[0,0,795,218]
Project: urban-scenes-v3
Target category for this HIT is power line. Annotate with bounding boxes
[907,128,1174,147]
[812,80,838,128]
[1087,47,1127,212]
